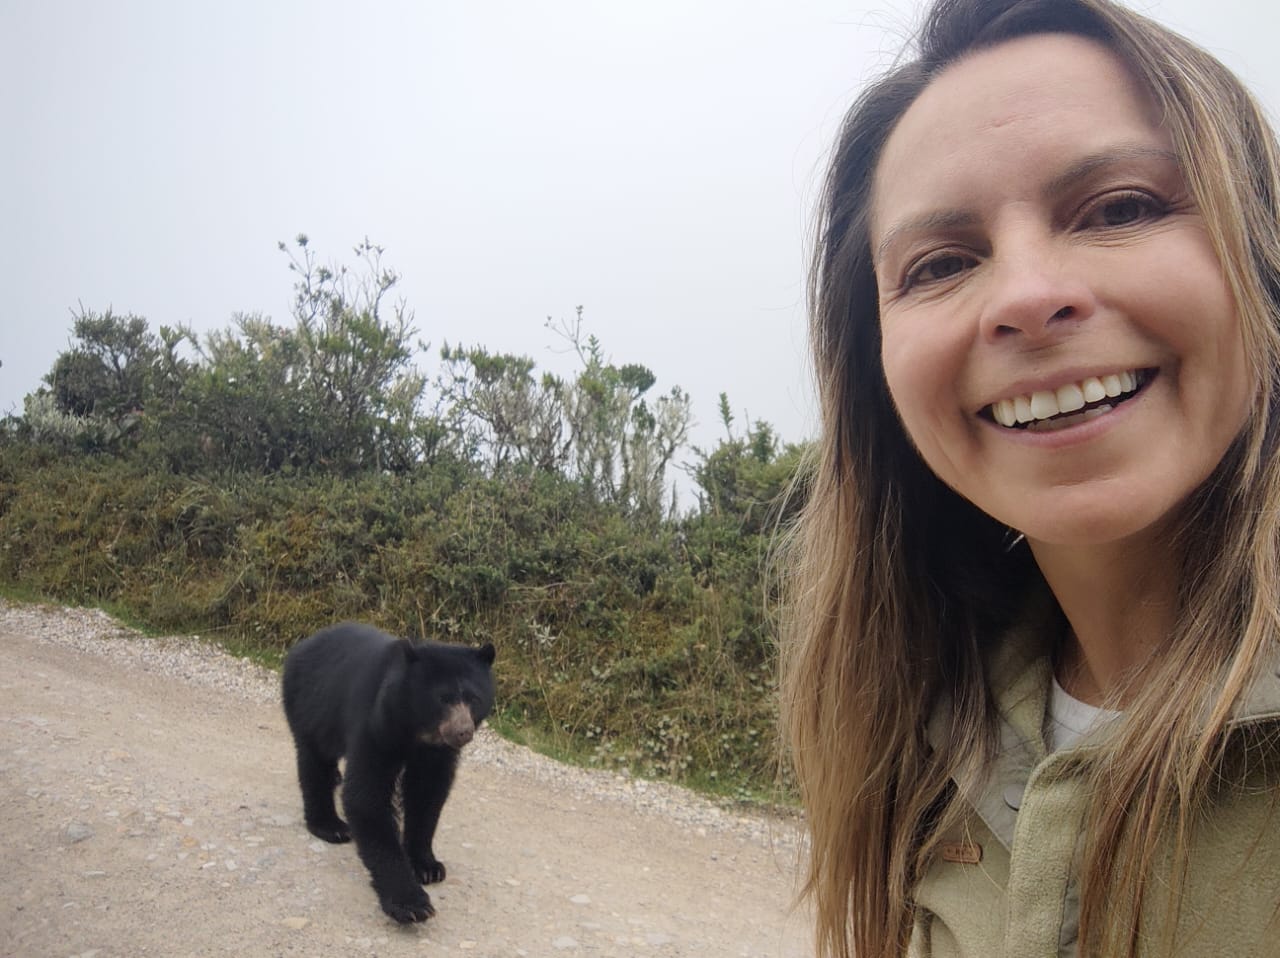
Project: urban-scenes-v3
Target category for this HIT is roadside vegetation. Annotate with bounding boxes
[0,236,807,803]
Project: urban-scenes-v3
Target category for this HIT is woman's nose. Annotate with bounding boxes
[978,243,1095,343]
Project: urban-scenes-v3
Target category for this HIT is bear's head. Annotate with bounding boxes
[374,639,496,750]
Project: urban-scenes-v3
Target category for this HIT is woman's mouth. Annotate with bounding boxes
[986,369,1153,433]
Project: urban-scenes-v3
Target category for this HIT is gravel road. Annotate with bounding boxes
[0,600,812,958]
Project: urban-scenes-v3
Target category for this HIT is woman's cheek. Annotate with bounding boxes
[882,321,942,426]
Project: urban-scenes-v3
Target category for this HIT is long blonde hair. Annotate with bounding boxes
[779,1,1280,956]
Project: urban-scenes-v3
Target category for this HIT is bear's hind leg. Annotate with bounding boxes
[295,745,350,843]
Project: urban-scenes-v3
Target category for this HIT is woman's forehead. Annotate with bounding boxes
[869,33,1165,250]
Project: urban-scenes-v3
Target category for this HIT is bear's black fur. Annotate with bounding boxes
[281,622,495,923]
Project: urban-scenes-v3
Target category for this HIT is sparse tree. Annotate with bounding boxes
[45,306,158,420]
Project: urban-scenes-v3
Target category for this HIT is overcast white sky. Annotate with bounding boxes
[3,0,1277,470]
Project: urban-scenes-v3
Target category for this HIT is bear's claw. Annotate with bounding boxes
[306,818,351,844]
[382,891,435,923]
[411,856,447,885]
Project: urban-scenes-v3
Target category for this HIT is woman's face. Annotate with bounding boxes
[870,33,1252,548]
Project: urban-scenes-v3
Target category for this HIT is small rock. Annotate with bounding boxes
[552,936,579,950]
[569,894,591,905]
[281,916,309,930]
[64,823,95,844]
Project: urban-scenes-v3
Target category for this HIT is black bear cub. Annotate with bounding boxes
[282,622,495,923]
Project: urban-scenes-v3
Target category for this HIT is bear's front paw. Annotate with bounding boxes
[381,888,435,923]
[305,817,351,844]
[410,854,446,885]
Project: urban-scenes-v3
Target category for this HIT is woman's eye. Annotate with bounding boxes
[1085,191,1163,228]
[905,252,972,289]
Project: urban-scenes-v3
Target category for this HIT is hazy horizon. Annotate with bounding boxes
[5,0,1276,476]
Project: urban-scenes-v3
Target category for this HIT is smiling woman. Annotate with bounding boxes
[874,32,1252,553]
[779,1,1280,957]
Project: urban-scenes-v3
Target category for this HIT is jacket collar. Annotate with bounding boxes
[927,584,1280,850]
[925,588,1058,851]
[1230,652,1280,726]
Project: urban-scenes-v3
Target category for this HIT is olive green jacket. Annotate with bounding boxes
[911,606,1280,957]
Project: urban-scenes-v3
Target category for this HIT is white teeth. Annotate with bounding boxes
[1055,383,1085,414]
[989,370,1145,428]
[1030,390,1058,420]
[1030,403,1115,433]
[995,398,1017,427]
[1015,396,1034,423]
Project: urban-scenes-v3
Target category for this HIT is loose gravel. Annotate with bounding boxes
[0,600,798,847]
[0,599,811,958]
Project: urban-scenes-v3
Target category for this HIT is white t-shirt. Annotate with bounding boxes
[1046,676,1122,752]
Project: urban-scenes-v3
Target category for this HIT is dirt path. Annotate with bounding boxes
[0,606,812,957]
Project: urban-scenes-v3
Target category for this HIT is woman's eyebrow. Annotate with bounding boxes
[874,208,980,266]
[873,146,1181,266]
[1041,145,1181,198]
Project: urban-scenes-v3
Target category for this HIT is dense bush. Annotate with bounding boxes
[0,443,800,799]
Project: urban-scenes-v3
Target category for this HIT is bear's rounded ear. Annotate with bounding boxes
[476,642,496,665]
